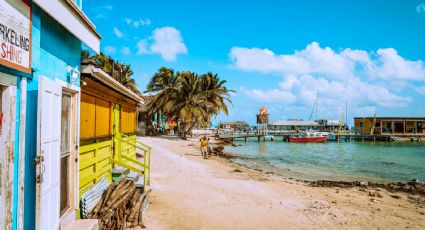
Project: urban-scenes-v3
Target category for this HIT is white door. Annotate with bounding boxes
[36,76,62,230]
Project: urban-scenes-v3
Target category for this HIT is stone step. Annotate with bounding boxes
[112,166,129,183]
[135,176,145,193]
[63,219,98,230]
[126,171,139,182]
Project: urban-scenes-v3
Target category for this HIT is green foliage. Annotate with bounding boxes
[146,67,234,139]
[81,51,141,95]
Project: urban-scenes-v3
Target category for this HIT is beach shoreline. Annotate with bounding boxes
[141,136,425,230]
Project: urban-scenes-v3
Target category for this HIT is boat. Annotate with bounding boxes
[289,132,327,143]
[327,133,345,141]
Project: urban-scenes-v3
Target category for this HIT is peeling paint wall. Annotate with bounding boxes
[18,79,27,230]
[0,85,17,230]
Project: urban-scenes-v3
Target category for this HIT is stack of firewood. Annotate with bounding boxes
[87,179,149,229]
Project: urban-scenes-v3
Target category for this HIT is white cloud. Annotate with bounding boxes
[125,18,151,28]
[103,46,117,55]
[120,47,131,56]
[104,4,113,10]
[230,42,425,81]
[124,18,132,24]
[150,27,188,61]
[241,88,296,103]
[135,27,188,61]
[94,4,113,19]
[417,3,425,13]
[243,74,411,109]
[228,42,425,117]
[415,85,425,94]
[371,48,425,80]
[113,27,124,38]
[136,39,149,54]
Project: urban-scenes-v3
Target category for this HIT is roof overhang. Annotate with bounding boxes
[33,0,101,52]
[81,64,142,103]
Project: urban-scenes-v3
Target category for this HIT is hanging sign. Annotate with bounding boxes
[0,0,31,73]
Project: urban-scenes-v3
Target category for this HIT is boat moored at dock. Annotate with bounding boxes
[289,132,328,143]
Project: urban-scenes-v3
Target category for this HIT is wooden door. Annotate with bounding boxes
[36,76,62,230]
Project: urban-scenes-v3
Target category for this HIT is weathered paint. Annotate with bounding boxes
[23,4,84,229]
[12,76,21,230]
[0,85,17,230]
[18,78,27,230]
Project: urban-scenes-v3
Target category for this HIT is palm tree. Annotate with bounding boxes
[146,68,233,139]
[81,51,141,95]
[145,67,176,93]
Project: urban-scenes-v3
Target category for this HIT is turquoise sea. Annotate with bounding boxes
[225,139,425,183]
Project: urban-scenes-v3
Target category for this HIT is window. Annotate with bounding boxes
[359,122,363,128]
[60,93,71,216]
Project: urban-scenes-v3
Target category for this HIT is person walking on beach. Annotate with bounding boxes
[199,136,208,159]
[207,138,212,157]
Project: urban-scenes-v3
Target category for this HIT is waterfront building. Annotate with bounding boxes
[354,117,425,135]
[1,0,100,229]
[316,119,345,131]
[219,121,249,130]
[268,119,320,131]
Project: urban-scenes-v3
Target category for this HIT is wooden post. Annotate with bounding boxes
[391,121,395,134]
[244,137,247,142]
[415,121,417,134]
[403,120,406,134]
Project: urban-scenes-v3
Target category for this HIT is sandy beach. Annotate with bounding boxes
[141,136,425,230]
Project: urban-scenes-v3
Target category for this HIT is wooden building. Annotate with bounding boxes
[354,117,425,135]
[79,63,147,196]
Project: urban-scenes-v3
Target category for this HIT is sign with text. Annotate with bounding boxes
[0,0,31,73]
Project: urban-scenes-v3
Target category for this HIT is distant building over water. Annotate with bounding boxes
[354,117,425,135]
[269,120,320,130]
[219,121,249,129]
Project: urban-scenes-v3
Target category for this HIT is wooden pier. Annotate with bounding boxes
[218,132,355,142]
[217,131,425,142]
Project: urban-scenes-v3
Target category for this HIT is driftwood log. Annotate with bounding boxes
[86,179,148,229]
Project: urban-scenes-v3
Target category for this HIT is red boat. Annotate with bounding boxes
[289,132,327,143]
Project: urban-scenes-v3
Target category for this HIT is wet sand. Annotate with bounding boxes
[140,136,425,230]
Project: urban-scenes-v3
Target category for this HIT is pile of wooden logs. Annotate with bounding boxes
[87,179,149,229]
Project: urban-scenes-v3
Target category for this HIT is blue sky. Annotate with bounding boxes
[83,0,425,125]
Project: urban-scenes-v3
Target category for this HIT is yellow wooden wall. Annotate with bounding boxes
[354,118,372,132]
[79,140,113,196]
[79,81,138,196]
[80,92,112,140]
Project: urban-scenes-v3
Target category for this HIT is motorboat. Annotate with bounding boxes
[289,131,327,143]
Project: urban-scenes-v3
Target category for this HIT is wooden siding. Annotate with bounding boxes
[95,97,111,137]
[80,93,95,139]
[79,140,113,196]
[121,106,136,134]
[79,76,139,196]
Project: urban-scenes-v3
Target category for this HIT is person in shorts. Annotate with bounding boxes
[199,136,207,158]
